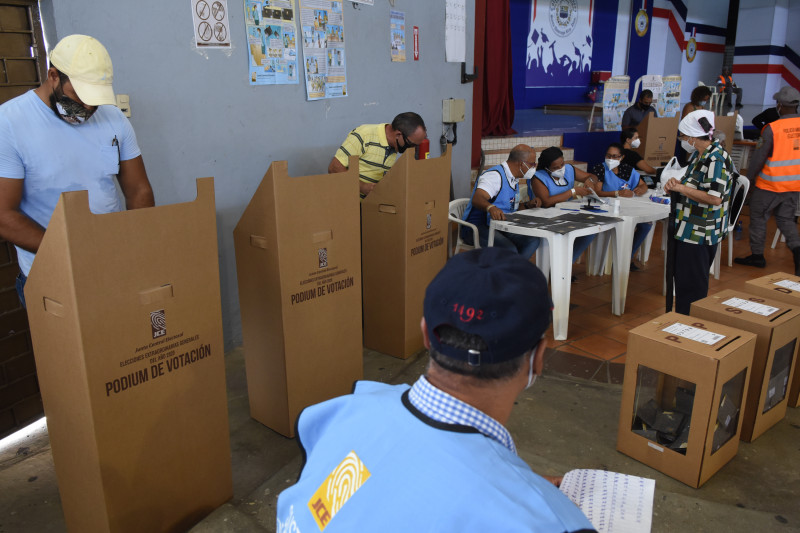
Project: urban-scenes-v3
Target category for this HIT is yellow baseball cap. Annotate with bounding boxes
[49,35,115,106]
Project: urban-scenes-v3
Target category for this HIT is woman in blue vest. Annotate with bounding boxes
[590,142,652,270]
[528,147,599,264]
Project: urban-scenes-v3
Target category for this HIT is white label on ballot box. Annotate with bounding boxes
[774,279,800,292]
[662,322,726,345]
[721,297,779,317]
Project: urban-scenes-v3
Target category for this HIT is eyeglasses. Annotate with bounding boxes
[605,153,622,159]
[401,132,417,149]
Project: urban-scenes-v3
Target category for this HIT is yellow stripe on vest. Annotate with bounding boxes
[308,451,371,531]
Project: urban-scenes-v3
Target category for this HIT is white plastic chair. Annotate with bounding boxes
[712,174,750,279]
[770,192,800,248]
[699,81,724,115]
[448,198,479,257]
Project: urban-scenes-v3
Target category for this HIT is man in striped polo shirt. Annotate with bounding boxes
[328,112,427,199]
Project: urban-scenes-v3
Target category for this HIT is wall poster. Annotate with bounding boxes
[244,0,300,85]
[525,0,594,88]
[299,0,348,100]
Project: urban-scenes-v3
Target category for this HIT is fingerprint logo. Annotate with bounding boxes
[150,309,166,339]
[326,451,368,515]
[308,451,370,530]
[426,213,432,229]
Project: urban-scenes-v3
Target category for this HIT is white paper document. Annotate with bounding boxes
[721,297,779,317]
[560,469,655,533]
[445,0,465,63]
[774,279,800,292]
[662,322,725,345]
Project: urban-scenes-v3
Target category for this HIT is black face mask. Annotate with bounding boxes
[396,132,415,154]
[50,84,96,125]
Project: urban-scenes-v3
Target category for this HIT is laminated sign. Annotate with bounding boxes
[234,159,363,437]
[25,178,232,532]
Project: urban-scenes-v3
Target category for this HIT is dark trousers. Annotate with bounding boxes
[16,272,27,309]
[722,85,743,108]
[673,240,717,315]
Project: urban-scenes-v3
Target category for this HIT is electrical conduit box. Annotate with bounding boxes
[442,98,465,122]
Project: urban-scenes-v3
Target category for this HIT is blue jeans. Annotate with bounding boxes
[476,225,541,260]
[572,235,596,263]
[16,272,27,309]
[631,222,653,259]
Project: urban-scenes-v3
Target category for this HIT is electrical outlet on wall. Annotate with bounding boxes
[115,94,131,117]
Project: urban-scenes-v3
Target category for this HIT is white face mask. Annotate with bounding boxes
[681,139,696,153]
[631,138,641,149]
[525,351,537,389]
[605,159,620,170]
[522,162,536,180]
[550,167,566,180]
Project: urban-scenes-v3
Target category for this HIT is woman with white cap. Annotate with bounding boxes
[663,110,735,314]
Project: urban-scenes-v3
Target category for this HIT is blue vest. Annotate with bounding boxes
[463,164,519,228]
[600,164,640,192]
[276,381,594,533]
[529,164,576,200]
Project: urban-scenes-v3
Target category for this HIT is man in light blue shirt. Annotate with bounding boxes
[0,34,154,307]
[277,248,595,533]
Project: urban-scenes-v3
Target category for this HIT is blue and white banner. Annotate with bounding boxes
[525,0,594,88]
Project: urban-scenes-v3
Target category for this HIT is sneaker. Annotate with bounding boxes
[793,247,800,276]
[734,254,766,268]
[630,262,641,272]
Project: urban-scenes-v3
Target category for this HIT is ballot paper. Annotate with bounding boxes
[559,469,655,533]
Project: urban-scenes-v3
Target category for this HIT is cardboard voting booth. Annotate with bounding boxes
[361,146,452,359]
[617,313,756,488]
[234,160,363,437]
[25,179,232,532]
[714,114,736,153]
[634,114,680,169]
[745,273,800,407]
[691,290,800,442]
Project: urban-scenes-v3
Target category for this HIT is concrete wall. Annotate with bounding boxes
[41,0,476,349]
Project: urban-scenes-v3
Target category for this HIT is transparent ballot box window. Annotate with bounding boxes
[763,338,797,413]
[631,365,696,455]
[711,369,746,454]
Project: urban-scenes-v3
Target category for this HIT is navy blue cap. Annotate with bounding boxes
[423,247,553,365]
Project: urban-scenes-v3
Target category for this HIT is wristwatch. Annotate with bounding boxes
[571,188,576,198]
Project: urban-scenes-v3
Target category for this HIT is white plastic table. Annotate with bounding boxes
[583,196,670,314]
[488,208,618,340]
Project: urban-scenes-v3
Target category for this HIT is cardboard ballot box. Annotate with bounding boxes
[691,290,799,441]
[745,273,800,407]
[234,160,363,437]
[25,179,232,533]
[617,312,756,488]
[634,114,680,169]
[361,145,451,358]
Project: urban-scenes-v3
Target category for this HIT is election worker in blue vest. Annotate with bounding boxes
[589,142,651,271]
[461,144,541,259]
[529,146,599,263]
[276,247,596,533]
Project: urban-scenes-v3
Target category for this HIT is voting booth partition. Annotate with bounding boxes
[714,114,737,154]
[744,273,800,407]
[24,178,232,533]
[617,313,756,488]
[634,115,680,169]
[691,290,800,442]
[234,159,363,437]
[361,145,452,359]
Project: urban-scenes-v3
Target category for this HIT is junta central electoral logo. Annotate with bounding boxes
[318,247,328,268]
[549,0,578,38]
[150,309,166,339]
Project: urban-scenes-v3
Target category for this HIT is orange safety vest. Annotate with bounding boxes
[718,75,733,88]
[757,116,800,192]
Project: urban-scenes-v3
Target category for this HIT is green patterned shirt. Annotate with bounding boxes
[674,139,734,246]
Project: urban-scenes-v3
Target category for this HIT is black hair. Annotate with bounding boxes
[620,127,638,144]
[690,86,712,105]
[428,324,527,380]
[606,142,625,155]
[536,146,564,171]
[392,112,426,137]
[640,89,653,100]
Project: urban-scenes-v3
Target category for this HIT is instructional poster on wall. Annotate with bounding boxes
[390,10,406,62]
[603,80,630,131]
[445,0,466,63]
[658,76,682,118]
[244,0,299,85]
[300,0,348,100]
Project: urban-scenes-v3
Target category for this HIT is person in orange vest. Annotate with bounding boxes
[716,67,743,111]
[735,86,800,275]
